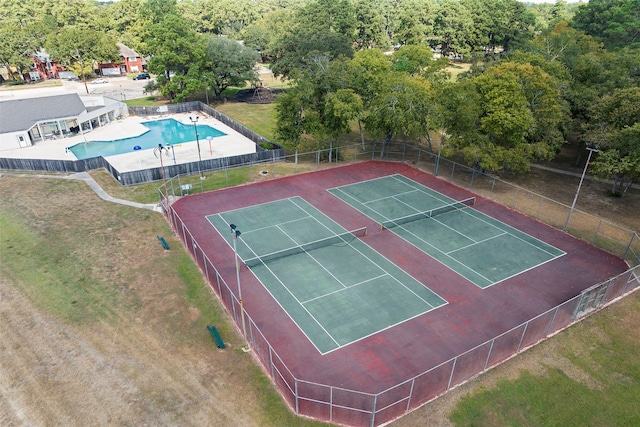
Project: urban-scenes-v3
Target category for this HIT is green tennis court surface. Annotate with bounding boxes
[207,196,447,354]
[329,175,565,288]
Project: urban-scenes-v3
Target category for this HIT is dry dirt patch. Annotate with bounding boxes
[0,176,274,427]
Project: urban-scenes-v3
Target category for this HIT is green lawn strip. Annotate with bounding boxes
[449,296,640,426]
[89,162,315,205]
[250,364,331,427]
[172,249,238,343]
[0,209,117,324]
[214,102,277,141]
[0,177,328,426]
[125,96,168,107]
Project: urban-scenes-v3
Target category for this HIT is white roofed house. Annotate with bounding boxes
[0,93,128,151]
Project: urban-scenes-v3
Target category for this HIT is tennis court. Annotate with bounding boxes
[169,161,631,426]
[207,196,447,354]
[329,175,565,288]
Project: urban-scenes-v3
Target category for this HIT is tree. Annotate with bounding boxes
[275,78,316,154]
[352,0,392,50]
[432,0,474,57]
[179,0,260,37]
[480,0,534,52]
[393,0,437,47]
[0,24,42,80]
[585,87,640,196]
[270,29,353,80]
[140,0,205,102]
[346,49,393,143]
[241,8,297,56]
[365,73,437,155]
[98,0,147,48]
[523,21,604,127]
[323,88,364,156]
[46,26,119,93]
[204,37,259,100]
[392,44,433,76]
[441,62,567,173]
[296,0,357,38]
[572,0,640,50]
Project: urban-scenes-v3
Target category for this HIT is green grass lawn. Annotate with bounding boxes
[214,102,277,141]
[447,296,640,427]
[0,174,330,427]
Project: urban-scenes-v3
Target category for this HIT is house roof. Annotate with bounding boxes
[0,94,86,134]
[117,42,140,59]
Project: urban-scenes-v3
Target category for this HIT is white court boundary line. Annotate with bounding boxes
[328,174,566,288]
[208,195,447,354]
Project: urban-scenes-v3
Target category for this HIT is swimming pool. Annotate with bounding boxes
[69,118,226,160]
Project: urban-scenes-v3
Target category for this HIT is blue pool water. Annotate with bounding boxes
[69,118,226,160]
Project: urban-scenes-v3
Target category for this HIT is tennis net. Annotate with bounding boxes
[381,197,476,230]
[244,227,368,268]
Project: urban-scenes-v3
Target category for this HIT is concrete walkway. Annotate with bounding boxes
[1,171,162,212]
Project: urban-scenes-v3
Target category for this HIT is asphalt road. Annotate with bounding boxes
[0,75,151,101]
[63,75,150,100]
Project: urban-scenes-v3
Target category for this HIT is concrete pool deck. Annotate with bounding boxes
[0,112,258,173]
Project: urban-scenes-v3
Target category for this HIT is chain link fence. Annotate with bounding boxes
[161,142,640,427]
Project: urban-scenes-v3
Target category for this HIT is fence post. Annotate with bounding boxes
[490,176,496,200]
[269,346,274,378]
[537,198,543,220]
[406,377,416,412]
[447,356,457,390]
[330,387,334,422]
[517,321,529,352]
[621,268,637,295]
[370,394,378,427]
[623,232,638,260]
[546,306,560,336]
[484,339,495,370]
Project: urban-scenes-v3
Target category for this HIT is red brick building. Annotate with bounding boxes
[98,43,145,76]
[26,49,65,81]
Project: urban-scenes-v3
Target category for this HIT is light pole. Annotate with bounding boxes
[156,144,169,207]
[189,116,205,180]
[230,224,250,351]
[564,144,598,231]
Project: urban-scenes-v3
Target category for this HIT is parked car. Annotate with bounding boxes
[91,78,108,84]
[133,73,150,80]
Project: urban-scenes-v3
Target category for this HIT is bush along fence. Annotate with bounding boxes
[160,142,639,427]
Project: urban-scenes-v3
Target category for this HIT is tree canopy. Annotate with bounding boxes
[584,87,640,196]
[204,37,260,99]
[572,0,640,51]
[1,0,639,187]
[440,62,567,172]
[45,26,119,93]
